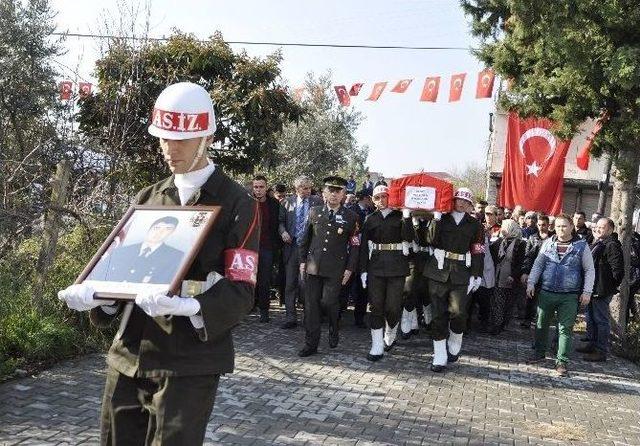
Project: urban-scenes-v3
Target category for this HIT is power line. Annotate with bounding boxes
[51,31,473,51]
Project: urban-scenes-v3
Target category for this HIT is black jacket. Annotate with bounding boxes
[423,213,484,285]
[522,232,550,274]
[591,233,624,297]
[90,168,259,377]
[359,210,415,277]
[299,205,359,278]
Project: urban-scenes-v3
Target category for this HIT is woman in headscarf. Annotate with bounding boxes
[489,219,526,335]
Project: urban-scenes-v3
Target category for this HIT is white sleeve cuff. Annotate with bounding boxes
[101,304,119,315]
[189,314,205,329]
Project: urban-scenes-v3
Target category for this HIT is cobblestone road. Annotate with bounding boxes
[1,307,640,445]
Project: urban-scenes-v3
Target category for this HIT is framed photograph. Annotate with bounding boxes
[76,205,221,300]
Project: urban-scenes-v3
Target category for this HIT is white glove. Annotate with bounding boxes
[467,277,476,295]
[402,241,410,256]
[402,208,411,219]
[368,240,374,259]
[412,241,419,252]
[135,293,201,317]
[465,252,471,268]
[472,276,482,292]
[361,272,368,288]
[58,284,115,311]
[412,217,420,226]
[434,248,445,270]
[433,211,442,221]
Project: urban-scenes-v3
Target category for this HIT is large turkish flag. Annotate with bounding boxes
[499,113,571,214]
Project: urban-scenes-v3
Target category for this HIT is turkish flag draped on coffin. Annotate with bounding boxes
[388,173,454,212]
[499,113,571,214]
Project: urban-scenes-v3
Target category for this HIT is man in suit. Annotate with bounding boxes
[278,175,323,328]
[297,176,360,356]
[252,174,282,323]
[90,216,185,285]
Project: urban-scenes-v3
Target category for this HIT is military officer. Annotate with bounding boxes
[298,176,360,357]
[423,187,484,372]
[360,185,415,361]
[57,82,259,445]
[400,211,434,339]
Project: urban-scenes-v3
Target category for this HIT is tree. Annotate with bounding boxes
[449,162,486,201]
[0,0,63,257]
[461,0,640,333]
[266,73,369,188]
[76,32,305,215]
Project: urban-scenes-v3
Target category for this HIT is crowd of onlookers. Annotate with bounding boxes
[249,173,640,374]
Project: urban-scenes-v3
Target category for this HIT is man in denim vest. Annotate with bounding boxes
[526,213,595,377]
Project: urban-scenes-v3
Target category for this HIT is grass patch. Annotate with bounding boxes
[527,421,588,442]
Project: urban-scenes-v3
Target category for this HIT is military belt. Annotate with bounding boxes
[372,243,403,251]
[444,251,466,261]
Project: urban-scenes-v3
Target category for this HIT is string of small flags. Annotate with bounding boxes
[59,81,93,100]
[295,69,495,106]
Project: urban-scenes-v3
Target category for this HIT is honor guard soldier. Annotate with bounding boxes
[297,176,360,356]
[423,187,484,372]
[58,82,259,445]
[360,185,415,361]
[400,211,434,339]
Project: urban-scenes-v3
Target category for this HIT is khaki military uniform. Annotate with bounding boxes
[299,205,359,349]
[423,213,484,340]
[90,168,259,445]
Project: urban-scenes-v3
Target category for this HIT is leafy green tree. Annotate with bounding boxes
[0,0,62,256]
[462,0,640,331]
[266,73,369,188]
[77,32,304,213]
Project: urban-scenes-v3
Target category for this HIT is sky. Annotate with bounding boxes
[50,0,496,177]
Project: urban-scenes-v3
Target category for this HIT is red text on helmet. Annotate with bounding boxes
[151,108,209,133]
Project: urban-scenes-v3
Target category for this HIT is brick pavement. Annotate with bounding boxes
[1,307,639,445]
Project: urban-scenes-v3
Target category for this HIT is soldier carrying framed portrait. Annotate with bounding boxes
[76,205,220,300]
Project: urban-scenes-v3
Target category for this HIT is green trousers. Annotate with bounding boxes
[100,367,219,446]
[534,290,579,365]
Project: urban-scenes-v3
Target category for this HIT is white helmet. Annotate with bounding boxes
[454,187,474,204]
[148,82,216,140]
[372,185,389,198]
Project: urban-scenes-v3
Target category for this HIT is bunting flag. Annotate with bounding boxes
[449,73,466,102]
[391,79,413,93]
[420,76,440,102]
[349,83,364,96]
[499,113,571,214]
[476,68,495,98]
[576,117,605,170]
[59,81,73,100]
[293,87,305,102]
[334,85,350,106]
[366,82,387,101]
[78,82,93,98]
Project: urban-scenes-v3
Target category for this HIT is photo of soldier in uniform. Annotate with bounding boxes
[88,216,185,284]
[80,206,218,299]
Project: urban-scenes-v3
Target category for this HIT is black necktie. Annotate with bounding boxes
[140,247,151,257]
[329,210,335,221]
